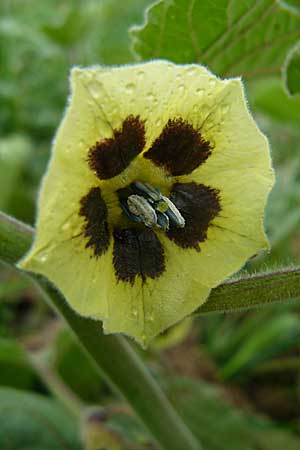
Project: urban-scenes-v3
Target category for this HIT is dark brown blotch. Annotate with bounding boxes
[144,118,212,176]
[88,115,146,180]
[113,228,165,284]
[167,182,220,250]
[79,187,110,257]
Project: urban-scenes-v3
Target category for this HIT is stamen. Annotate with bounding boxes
[132,181,161,202]
[161,195,185,228]
[156,211,170,231]
[127,195,157,228]
[120,181,185,231]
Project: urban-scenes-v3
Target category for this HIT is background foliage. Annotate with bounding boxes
[0,0,300,449]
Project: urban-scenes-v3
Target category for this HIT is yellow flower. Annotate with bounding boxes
[19,61,275,346]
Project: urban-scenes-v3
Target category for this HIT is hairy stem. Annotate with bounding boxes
[198,269,300,314]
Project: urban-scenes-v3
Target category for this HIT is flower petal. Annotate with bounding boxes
[102,233,211,346]
[166,182,220,250]
[144,118,212,176]
[178,78,274,255]
[71,61,226,153]
[166,79,275,288]
[112,227,165,284]
[79,187,110,257]
[87,115,146,180]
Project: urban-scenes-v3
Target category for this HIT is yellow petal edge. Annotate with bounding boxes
[18,61,275,347]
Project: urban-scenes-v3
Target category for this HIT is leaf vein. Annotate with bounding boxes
[200,0,264,60]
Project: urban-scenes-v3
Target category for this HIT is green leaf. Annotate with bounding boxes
[255,429,300,450]
[82,408,135,450]
[131,0,300,79]
[219,312,300,379]
[170,378,255,450]
[284,42,300,95]
[90,0,153,64]
[0,387,82,450]
[53,328,107,403]
[0,339,40,390]
[279,0,300,14]
[170,378,300,450]
[249,78,300,123]
[0,136,32,212]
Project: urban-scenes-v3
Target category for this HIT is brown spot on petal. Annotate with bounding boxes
[88,115,146,179]
[79,187,110,257]
[144,118,211,176]
[167,182,220,250]
[113,228,165,284]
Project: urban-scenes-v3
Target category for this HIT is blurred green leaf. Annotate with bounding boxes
[0,0,151,141]
[279,0,300,14]
[0,338,40,390]
[0,387,82,450]
[204,309,272,361]
[82,408,133,450]
[220,313,300,379]
[169,378,300,450]
[0,136,32,212]
[131,0,300,79]
[265,155,300,248]
[250,78,300,123]
[170,378,255,450]
[53,328,108,403]
[255,428,300,450]
[284,42,300,95]
[88,0,153,64]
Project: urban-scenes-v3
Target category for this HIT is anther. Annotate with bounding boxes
[127,195,157,228]
[120,181,185,231]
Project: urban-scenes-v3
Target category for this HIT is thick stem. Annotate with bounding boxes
[1,211,300,448]
[0,211,200,450]
[0,211,33,264]
[198,269,300,314]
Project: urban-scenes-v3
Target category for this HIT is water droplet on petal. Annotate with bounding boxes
[146,92,155,102]
[141,334,147,345]
[131,309,138,318]
[61,222,70,231]
[222,105,230,114]
[125,82,135,94]
[37,253,48,263]
[88,80,102,100]
[195,87,204,96]
[186,66,197,76]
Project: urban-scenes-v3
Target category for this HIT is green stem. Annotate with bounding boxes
[0,211,200,450]
[0,211,33,264]
[1,212,300,448]
[198,269,300,314]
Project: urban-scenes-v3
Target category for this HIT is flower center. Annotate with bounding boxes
[118,181,185,231]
